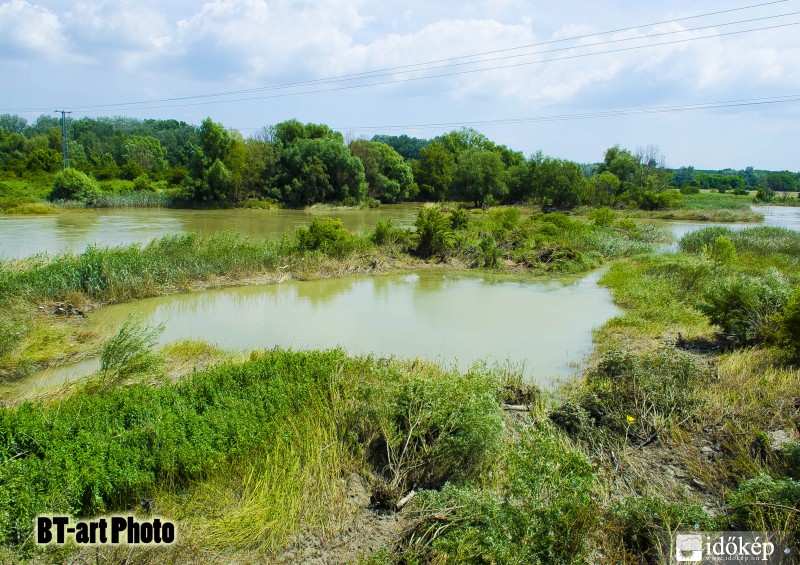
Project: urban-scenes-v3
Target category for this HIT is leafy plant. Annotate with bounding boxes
[700,270,791,343]
[99,312,164,386]
[49,168,98,203]
[414,207,453,258]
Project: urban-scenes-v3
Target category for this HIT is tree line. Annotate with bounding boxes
[1,113,797,208]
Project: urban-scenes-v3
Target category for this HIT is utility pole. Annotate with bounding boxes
[54,110,71,170]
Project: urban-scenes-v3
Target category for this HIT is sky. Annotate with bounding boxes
[1,0,799,170]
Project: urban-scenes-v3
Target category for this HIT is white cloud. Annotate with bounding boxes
[0,0,66,59]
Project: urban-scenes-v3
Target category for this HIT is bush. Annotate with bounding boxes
[295,217,357,258]
[680,185,700,195]
[725,474,800,536]
[588,206,616,226]
[99,312,164,387]
[449,207,470,230]
[404,427,599,564]
[371,218,413,248]
[347,363,503,505]
[704,235,736,267]
[49,168,98,203]
[479,234,502,267]
[700,270,791,343]
[610,496,711,563]
[769,288,800,360]
[414,207,453,259]
[580,348,707,445]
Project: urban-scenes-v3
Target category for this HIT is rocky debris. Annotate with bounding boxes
[768,429,796,452]
[50,303,87,318]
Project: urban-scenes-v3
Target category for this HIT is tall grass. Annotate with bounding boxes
[91,191,176,208]
[0,349,507,559]
[1,231,292,303]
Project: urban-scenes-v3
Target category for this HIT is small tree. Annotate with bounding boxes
[49,168,98,202]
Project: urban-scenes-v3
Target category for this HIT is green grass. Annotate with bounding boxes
[0,349,506,560]
[619,191,764,222]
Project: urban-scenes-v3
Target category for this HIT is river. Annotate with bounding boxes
[3,205,799,401]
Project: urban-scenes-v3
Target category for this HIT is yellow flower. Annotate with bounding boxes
[626,414,636,423]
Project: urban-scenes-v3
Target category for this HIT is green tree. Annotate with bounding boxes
[269,119,343,146]
[198,117,233,163]
[413,141,454,201]
[25,148,61,173]
[531,156,587,209]
[370,134,429,160]
[279,138,367,206]
[451,148,507,207]
[588,171,622,206]
[766,171,798,192]
[123,135,167,172]
[349,139,414,203]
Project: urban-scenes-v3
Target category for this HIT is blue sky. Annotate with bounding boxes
[1,0,799,169]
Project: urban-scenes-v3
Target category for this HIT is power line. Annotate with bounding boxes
[65,19,800,114]
[321,95,800,132]
[61,8,800,112]
[4,0,792,113]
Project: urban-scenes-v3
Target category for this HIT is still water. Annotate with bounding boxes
[0,204,420,259]
[4,206,800,401]
[0,270,620,399]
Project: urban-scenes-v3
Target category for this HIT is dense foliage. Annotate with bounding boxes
[4,112,795,212]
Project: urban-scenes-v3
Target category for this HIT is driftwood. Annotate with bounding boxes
[502,404,530,412]
[396,490,416,510]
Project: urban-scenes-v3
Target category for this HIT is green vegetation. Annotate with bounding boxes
[0,207,666,379]
[3,113,794,216]
[0,349,506,561]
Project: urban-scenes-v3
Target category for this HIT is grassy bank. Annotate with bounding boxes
[0,207,668,379]
[0,348,507,563]
[547,225,800,560]
[619,192,764,222]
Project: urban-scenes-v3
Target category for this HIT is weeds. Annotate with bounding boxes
[99,312,164,387]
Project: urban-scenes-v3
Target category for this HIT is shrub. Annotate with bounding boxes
[404,428,599,564]
[725,474,800,536]
[414,207,453,259]
[700,270,791,343]
[703,235,736,267]
[347,363,503,505]
[132,174,156,192]
[295,217,357,258]
[610,496,711,563]
[581,348,707,445]
[99,312,164,387]
[371,218,413,248]
[449,207,470,230]
[783,441,800,480]
[479,234,502,268]
[49,168,98,203]
[680,185,700,195]
[768,288,800,360]
[588,206,616,226]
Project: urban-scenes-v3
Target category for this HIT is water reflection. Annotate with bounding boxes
[6,270,621,399]
[0,204,421,258]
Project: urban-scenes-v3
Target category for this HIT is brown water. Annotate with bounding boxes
[0,204,420,259]
[0,269,620,400]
